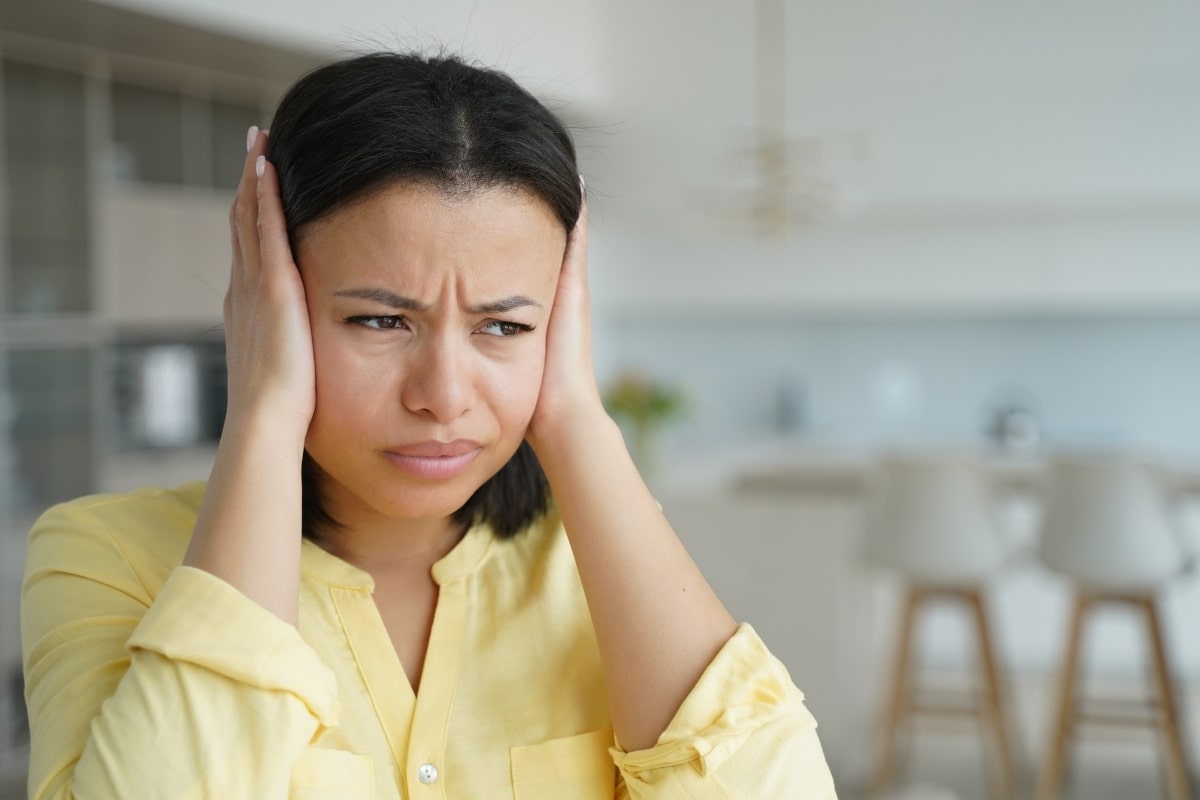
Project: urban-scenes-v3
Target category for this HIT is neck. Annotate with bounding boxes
[314,493,467,577]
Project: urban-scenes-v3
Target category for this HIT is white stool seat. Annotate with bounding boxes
[1038,457,1186,591]
[862,454,1007,586]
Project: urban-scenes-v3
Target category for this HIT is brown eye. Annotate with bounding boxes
[349,315,408,330]
[478,320,533,337]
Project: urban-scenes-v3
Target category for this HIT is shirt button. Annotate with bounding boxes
[417,762,439,784]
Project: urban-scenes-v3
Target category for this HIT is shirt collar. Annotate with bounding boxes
[431,522,495,585]
[299,522,496,590]
[301,538,375,589]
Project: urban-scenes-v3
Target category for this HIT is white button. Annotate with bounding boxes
[417,762,439,784]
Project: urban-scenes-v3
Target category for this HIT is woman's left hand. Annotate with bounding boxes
[526,186,608,452]
[523,185,739,754]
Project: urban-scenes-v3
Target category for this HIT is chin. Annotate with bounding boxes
[362,480,482,523]
[308,447,516,528]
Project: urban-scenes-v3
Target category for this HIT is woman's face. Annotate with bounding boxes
[296,183,566,529]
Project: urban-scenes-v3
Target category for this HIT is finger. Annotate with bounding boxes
[240,128,272,279]
[229,126,260,254]
[230,126,268,282]
[254,155,297,279]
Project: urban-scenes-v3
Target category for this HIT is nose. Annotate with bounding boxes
[400,333,475,423]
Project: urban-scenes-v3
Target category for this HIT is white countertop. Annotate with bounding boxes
[651,435,1200,497]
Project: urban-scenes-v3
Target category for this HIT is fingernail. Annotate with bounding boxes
[246,125,258,153]
[255,155,265,178]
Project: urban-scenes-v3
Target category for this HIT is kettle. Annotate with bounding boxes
[986,401,1040,455]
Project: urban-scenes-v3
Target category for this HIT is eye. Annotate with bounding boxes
[347,315,409,330]
[477,320,534,337]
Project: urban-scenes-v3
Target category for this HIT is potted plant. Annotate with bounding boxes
[603,371,687,477]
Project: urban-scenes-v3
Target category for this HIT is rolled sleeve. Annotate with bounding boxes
[128,566,339,728]
[612,624,837,799]
[22,497,344,799]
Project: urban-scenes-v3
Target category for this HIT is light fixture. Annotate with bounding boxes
[700,0,872,238]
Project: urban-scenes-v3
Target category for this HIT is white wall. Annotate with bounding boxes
[96,0,614,109]
[591,1,1200,314]
[599,0,1200,217]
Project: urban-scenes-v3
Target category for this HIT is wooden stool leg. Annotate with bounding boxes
[967,589,1017,800]
[869,587,922,797]
[1036,593,1089,800]
[1140,596,1193,800]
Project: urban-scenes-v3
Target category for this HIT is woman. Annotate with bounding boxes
[22,52,837,798]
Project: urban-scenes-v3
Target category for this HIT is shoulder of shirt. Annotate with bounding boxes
[493,505,565,557]
[26,482,207,598]
[482,507,583,586]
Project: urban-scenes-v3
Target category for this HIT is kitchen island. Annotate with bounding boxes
[652,441,1200,792]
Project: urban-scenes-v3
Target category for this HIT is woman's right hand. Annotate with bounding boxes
[224,127,314,441]
[184,127,311,624]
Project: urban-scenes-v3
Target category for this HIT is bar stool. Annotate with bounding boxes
[862,454,1018,799]
[1035,456,1193,800]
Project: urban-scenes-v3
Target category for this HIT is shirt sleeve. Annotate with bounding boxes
[610,623,838,799]
[21,499,340,799]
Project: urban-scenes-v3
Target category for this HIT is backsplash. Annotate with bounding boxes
[603,312,1200,455]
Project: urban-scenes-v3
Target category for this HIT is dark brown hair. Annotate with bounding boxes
[268,52,581,539]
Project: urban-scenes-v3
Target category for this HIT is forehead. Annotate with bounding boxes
[296,182,566,293]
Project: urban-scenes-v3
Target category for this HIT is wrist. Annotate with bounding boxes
[528,401,621,468]
[220,403,310,462]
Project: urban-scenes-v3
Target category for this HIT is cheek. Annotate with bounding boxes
[312,330,350,396]
[486,342,546,427]
[308,328,388,422]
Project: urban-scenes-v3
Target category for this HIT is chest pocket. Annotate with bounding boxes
[290,747,375,799]
[510,727,616,800]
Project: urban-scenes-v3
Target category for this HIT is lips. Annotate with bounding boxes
[383,440,482,479]
[388,440,481,458]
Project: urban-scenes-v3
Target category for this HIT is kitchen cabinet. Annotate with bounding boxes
[599,206,1200,316]
[97,185,230,328]
[3,60,91,317]
[658,487,879,780]
[0,18,311,770]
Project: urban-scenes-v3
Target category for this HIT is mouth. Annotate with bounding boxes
[383,440,482,479]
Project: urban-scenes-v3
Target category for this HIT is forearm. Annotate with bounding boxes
[536,409,738,752]
[34,633,325,800]
[69,706,312,799]
[182,128,312,626]
[185,410,305,625]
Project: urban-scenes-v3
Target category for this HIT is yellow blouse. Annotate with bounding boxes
[22,482,837,799]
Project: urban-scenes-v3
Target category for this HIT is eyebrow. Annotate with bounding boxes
[334,287,542,314]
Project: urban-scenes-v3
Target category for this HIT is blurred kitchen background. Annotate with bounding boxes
[1,0,1198,797]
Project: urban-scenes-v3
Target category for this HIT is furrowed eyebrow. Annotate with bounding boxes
[333,288,428,311]
[467,296,542,314]
[334,288,541,315]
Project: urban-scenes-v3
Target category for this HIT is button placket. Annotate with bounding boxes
[407,574,469,794]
